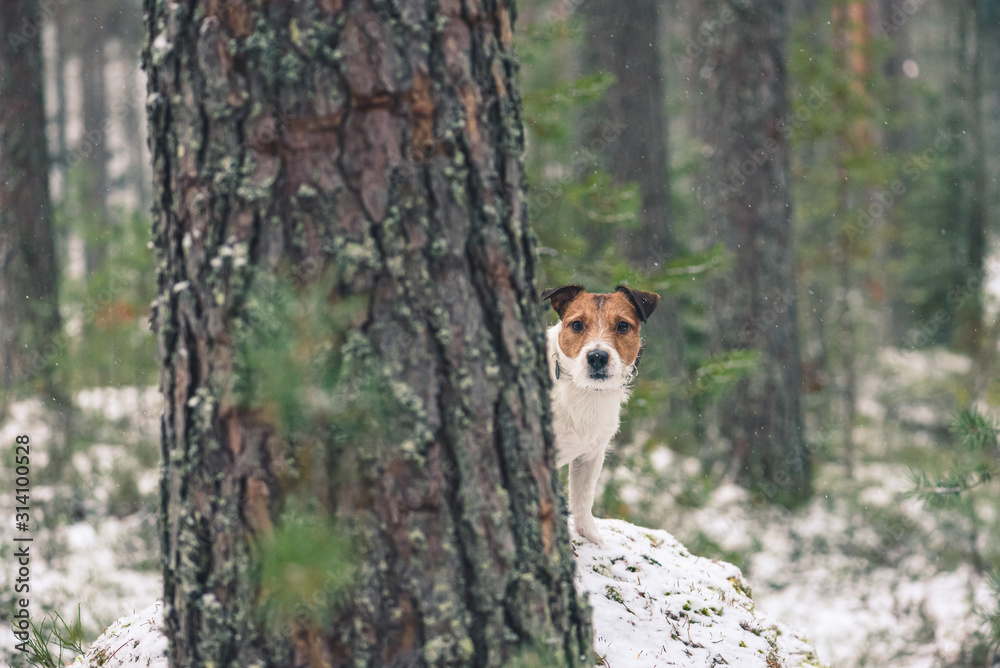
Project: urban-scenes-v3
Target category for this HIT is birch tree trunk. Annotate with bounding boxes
[143,0,591,665]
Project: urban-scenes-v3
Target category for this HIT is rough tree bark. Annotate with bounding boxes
[702,0,810,502]
[143,1,591,666]
[0,0,61,398]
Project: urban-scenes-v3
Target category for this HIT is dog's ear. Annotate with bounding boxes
[541,284,585,318]
[615,284,660,323]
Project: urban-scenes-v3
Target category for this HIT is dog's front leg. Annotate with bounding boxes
[568,448,607,547]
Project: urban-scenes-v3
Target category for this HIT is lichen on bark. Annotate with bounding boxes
[144,0,591,665]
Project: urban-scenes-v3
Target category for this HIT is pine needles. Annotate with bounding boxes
[909,407,998,508]
[21,605,85,668]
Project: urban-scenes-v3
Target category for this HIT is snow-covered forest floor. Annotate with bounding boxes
[59,518,825,668]
[0,388,162,665]
[1,348,997,667]
[610,347,999,667]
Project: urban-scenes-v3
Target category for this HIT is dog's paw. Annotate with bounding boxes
[574,515,607,548]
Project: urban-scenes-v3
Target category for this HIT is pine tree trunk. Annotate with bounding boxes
[702,0,810,503]
[969,0,1000,400]
[0,0,61,398]
[53,7,69,187]
[877,0,914,348]
[963,0,988,392]
[123,62,151,210]
[579,0,673,267]
[831,0,872,481]
[80,30,110,274]
[143,1,591,666]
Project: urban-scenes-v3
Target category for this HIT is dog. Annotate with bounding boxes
[541,284,659,546]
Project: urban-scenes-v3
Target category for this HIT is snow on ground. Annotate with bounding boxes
[574,518,823,667]
[611,449,995,667]
[70,517,823,668]
[753,484,993,668]
[70,602,166,668]
[608,347,997,668]
[0,388,162,666]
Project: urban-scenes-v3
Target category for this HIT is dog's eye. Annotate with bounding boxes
[616,321,631,334]
[570,320,584,333]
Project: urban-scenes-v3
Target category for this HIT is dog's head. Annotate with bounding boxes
[541,284,660,390]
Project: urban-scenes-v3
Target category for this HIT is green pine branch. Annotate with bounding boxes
[909,408,999,507]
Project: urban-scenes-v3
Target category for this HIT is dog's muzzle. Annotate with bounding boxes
[587,349,610,379]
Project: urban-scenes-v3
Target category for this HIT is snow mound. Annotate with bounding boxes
[72,522,824,668]
[71,602,166,668]
[575,518,825,668]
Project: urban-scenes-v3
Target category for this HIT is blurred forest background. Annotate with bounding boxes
[2,0,1000,666]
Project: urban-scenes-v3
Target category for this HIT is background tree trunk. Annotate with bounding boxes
[877,0,915,348]
[0,0,61,399]
[962,0,990,400]
[579,0,686,414]
[78,14,110,275]
[702,0,810,503]
[968,0,1000,400]
[144,1,591,666]
[52,7,69,191]
[579,0,673,268]
[122,56,151,210]
[831,0,873,480]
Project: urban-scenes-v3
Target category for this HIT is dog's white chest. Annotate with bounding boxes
[551,380,622,439]
[547,324,627,466]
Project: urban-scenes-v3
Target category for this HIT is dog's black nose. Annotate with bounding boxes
[587,350,609,371]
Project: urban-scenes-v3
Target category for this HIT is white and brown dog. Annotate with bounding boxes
[541,284,659,546]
